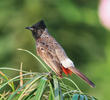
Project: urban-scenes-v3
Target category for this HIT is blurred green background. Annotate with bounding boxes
[0,0,110,99]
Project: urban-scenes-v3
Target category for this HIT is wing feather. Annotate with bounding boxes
[55,46,75,68]
[37,46,62,76]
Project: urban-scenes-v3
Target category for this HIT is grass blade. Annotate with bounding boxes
[18,48,49,72]
[59,84,63,100]
[63,77,82,93]
[0,73,34,91]
[91,96,97,100]
[79,94,84,100]
[35,77,47,100]
[84,95,88,100]
[49,91,54,100]
[49,81,54,100]
[18,74,44,100]
[72,94,79,100]
[24,88,37,100]
[0,71,15,91]
[0,67,30,73]
[8,74,43,100]
[53,76,60,100]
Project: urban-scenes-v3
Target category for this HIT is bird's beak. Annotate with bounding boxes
[25,27,34,31]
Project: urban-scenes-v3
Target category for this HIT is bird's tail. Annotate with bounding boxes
[68,67,95,88]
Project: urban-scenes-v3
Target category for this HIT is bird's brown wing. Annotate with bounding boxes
[37,44,62,77]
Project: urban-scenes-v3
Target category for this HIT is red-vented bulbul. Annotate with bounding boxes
[25,20,95,88]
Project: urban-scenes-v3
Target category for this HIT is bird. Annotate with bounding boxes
[25,20,95,88]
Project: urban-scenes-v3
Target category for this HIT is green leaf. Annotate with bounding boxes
[72,94,79,100]
[49,81,54,100]
[0,71,15,92]
[84,95,88,100]
[35,77,47,100]
[59,84,63,100]
[63,77,82,93]
[53,76,60,100]
[79,94,84,100]
[0,67,30,73]
[0,73,35,91]
[24,88,37,100]
[8,74,43,100]
[91,96,96,100]
[49,91,54,100]
[18,74,44,100]
[18,48,49,72]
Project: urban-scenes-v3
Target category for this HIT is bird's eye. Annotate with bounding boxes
[32,26,35,29]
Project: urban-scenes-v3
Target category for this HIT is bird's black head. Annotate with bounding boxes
[25,20,46,39]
